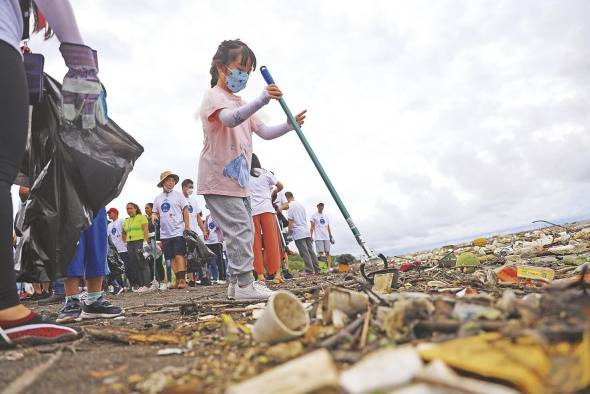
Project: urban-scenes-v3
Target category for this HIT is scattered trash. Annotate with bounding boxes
[322,288,369,323]
[516,265,554,282]
[452,302,502,321]
[382,297,435,341]
[419,331,590,394]
[0,351,24,361]
[472,238,488,247]
[415,360,519,394]
[340,346,423,394]
[226,349,339,394]
[157,348,185,356]
[265,340,304,364]
[252,290,310,344]
[372,272,395,294]
[456,252,480,273]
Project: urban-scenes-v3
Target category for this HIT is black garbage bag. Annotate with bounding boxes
[184,230,215,273]
[107,238,125,278]
[16,74,143,282]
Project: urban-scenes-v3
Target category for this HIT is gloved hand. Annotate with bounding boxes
[59,43,108,129]
[330,235,335,245]
[142,241,152,255]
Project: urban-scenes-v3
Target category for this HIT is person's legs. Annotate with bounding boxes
[252,214,265,277]
[209,243,225,281]
[79,209,122,319]
[295,238,314,273]
[204,195,254,286]
[260,213,281,276]
[0,42,28,321]
[128,240,150,287]
[204,195,272,300]
[306,238,320,272]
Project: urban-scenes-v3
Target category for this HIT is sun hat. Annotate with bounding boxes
[157,171,179,188]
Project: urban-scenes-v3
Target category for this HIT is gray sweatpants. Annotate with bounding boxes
[295,237,320,273]
[204,195,254,286]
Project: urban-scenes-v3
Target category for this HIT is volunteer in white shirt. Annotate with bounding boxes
[310,202,335,268]
[152,171,190,289]
[107,207,140,287]
[205,213,225,282]
[285,192,320,274]
[181,179,208,239]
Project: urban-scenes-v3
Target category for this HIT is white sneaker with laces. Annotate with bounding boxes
[149,280,159,290]
[227,282,236,300]
[234,281,274,301]
[158,282,168,291]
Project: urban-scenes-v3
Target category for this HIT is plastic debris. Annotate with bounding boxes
[419,331,590,394]
[340,346,423,394]
[226,349,339,394]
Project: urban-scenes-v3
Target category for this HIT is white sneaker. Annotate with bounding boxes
[134,286,150,293]
[149,280,159,290]
[107,285,114,293]
[227,282,236,300]
[217,280,227,285]
[158,282,168,291]
[234,281,274,301]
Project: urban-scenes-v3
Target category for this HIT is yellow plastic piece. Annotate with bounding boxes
[419,331,590,394]
[517,266,555,282]
[472,238,488,247]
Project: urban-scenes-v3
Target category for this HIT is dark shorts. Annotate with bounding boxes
[162,236,186,260]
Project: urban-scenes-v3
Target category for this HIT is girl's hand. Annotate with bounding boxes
[266,84,283,100]
[289,110,307,127]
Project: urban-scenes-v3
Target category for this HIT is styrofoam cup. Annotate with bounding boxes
[252,290,310,344]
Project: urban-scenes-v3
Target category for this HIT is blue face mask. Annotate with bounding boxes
[225,68,249,93]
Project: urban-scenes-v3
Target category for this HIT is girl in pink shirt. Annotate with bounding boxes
[197,39,305,301]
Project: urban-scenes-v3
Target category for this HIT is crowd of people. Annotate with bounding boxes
[0,1,337,347]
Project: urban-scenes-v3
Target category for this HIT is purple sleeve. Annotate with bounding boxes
[33,0,84,44]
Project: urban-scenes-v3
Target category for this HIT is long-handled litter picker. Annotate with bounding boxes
[260,66,394,285]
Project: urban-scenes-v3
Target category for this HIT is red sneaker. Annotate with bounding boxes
[0,312,79,349]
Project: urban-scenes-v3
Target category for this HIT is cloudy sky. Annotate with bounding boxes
[19,0,590,257]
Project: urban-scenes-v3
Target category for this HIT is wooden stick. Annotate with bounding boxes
[319,313,366,349]
[2,351,63,394]
[359,305,372,350]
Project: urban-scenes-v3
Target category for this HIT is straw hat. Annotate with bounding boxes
[157,171,179,187]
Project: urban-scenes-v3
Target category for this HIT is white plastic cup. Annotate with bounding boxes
[252,290,310,344]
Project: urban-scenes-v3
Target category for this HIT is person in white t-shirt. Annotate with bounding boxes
[205,213,225,283]
[249,154,283,283]
[107,207,138,289]
[285,192,319,274]
[181,178,210,285]
[152,171,190,289]
[181,179,208,238]
[310,202,334,268]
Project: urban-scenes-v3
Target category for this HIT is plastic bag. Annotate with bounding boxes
[16,74,143,282]
[184,230,215,273]
[107,238,125,278]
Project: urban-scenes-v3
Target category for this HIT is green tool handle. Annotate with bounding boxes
[260,66,373,258]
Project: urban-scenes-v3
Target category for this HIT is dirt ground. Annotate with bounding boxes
[0,273,345,394]
[2,222,590,394]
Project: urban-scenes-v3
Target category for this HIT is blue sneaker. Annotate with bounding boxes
[56,299,82,323]
[81,296,123,320]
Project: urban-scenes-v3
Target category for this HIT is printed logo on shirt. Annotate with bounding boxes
[111,227,117,235]
[208,222,216,230]
[161,202,171,213]
[188,204,194,214]
[320,218,326,225]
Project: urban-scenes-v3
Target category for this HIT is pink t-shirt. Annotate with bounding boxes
[197,86,261,197]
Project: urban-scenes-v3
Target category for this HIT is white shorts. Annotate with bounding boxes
[315,240,330,254]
